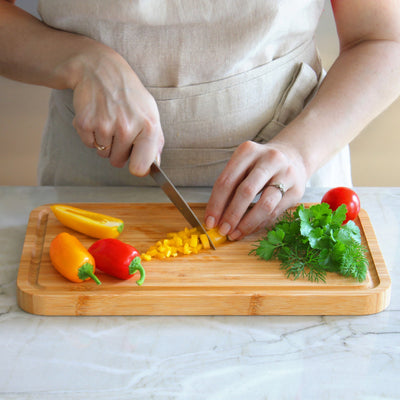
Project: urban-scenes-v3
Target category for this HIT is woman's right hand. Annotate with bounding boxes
[70,47,164,175]
[0,1,164,175]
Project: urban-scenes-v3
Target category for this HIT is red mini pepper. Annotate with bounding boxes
[88,238,145,285]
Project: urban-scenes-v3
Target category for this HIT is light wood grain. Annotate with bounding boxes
[17,203,391,315]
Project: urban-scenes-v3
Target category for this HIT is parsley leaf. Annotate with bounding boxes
[253,240,276,261]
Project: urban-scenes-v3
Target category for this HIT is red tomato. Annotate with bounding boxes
[321,187,360,223]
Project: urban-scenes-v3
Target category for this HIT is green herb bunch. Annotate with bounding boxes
[251,203,368,282]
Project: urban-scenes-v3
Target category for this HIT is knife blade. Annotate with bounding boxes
[149,163,216,250]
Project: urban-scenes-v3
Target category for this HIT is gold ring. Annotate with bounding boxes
[269,182,287,197]
[93,134,111,151]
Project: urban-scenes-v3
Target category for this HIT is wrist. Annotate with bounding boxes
[268,109,336,181]
[52,37,119,90]
[267,135,312,182]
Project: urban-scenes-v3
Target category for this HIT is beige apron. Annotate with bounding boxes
[37,0,352,187]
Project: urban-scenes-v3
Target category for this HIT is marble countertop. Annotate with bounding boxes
[0,186,399,399]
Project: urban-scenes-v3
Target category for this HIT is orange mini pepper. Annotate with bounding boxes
[50,204,124,239]
[49,232,101,285]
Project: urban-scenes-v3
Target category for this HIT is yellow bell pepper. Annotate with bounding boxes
[51,204,124,239]
[141,226,227,261]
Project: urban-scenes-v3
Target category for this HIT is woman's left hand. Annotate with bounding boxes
[205,1,400,242]
[204,140,308,240]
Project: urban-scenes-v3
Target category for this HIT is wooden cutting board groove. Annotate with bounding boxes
[17,203,391,315]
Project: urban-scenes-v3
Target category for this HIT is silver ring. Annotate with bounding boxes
[93,134,111,151]
[269,182,287,197]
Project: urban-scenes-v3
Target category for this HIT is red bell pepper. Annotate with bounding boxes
[88,238,145,285]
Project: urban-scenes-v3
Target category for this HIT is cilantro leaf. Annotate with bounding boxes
[337,220,361,244]
[267,228,285,245]
[251,240,276,261]
[331,204,347,227]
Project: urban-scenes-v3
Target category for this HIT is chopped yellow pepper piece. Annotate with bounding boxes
[142,253,152,261]
[141,226,227,261]
[200,234,210,249]
[50,204,124,239]
[190,234,198,248]
[206,227,227,246]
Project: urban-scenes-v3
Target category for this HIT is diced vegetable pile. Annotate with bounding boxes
[141,227,226,261]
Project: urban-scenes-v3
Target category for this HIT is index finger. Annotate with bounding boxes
[128,121,164,176]
[204,141,258,230]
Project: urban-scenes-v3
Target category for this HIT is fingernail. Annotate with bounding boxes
[218,222,231,236]
[228,230,241,241]
[205,216,215,230]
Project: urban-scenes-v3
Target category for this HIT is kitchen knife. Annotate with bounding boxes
[149,163,216,250]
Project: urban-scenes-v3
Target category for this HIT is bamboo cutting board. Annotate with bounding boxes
[17,203,391,316]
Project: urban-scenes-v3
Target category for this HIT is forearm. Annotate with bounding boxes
[0,1,115,89]
[271,38,400,178]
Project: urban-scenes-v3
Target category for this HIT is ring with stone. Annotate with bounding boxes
[93,133,111,151]
[269,182,287,197]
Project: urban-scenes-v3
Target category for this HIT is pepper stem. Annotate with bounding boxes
[128,256,146,286]
[78,263,102,285]
[117,223,124,233]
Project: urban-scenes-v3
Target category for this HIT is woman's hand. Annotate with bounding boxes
[204,140,308,241]
[205,0,400,242]
[71,49,164,175]
[0,1,164,176]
